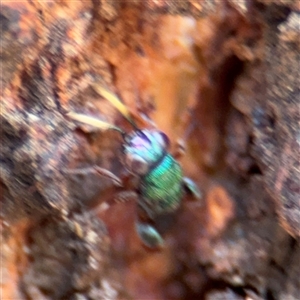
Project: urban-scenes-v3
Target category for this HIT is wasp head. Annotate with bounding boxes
[123,129,170,175]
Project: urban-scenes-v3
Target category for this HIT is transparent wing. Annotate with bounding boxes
[66,111,124,133]
[92,84,136,127]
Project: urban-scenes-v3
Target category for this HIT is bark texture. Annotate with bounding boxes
[1,1,299,299]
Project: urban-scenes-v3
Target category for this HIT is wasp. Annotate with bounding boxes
[67,84,201,248]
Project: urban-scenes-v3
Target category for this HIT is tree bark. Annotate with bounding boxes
[1,1,299,299]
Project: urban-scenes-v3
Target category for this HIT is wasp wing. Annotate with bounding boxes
[92,84,136,127]
[66,111,124,133]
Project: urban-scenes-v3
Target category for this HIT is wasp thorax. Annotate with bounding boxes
[124,129,169,175]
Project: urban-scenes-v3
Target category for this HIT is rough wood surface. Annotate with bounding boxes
[1,1,299,299]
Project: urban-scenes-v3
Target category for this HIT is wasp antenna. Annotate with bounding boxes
[66,112,125,134]
[92,84,138,129]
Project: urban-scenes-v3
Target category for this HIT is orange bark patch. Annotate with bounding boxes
[206,185,235,236]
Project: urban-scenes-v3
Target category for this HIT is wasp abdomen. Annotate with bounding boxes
[140,154,183,216]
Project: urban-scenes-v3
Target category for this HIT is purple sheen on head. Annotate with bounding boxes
[131,134,151,149]
[138,130,153,144]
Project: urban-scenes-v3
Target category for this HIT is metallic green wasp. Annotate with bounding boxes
[67,84,201,248]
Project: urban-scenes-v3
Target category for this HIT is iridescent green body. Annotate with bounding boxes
[139,153,183,218]
[67,87,201,249]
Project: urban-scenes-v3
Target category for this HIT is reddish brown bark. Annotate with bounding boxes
[1,1,299,299]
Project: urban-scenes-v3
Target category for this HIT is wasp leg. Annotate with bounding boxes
[135,222,165,249]
[173,138,186,160]
[173,119,197,159]
[115,193,165,249]
[135,201,165,249]
[182,177,202,200]
[93,190,138,215]
[93,166,123,187]
[113,190,137,203]
[63,166,123,187]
